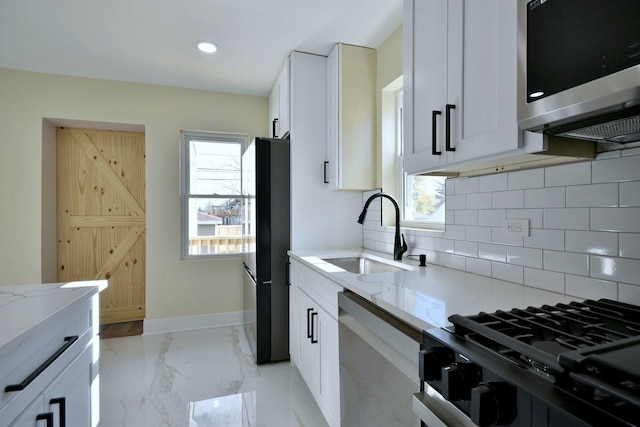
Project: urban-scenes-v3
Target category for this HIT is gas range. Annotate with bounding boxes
[418,299,640,426]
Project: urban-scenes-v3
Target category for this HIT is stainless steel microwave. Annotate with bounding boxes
[517,0,640,143]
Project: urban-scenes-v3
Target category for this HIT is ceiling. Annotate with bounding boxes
[0,0,402,97]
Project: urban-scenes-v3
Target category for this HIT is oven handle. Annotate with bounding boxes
[412,393,448,427]
[412,389,476,427]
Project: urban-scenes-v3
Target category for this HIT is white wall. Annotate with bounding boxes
[363,151,640,306]
[0,68,268,321]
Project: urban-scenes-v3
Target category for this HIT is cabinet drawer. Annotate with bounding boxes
[0,298,92,412]
[297,264,342,317]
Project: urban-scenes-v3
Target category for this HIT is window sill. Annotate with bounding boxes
[399,221,445,233]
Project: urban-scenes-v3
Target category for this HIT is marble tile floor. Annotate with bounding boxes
[99,326,329,427]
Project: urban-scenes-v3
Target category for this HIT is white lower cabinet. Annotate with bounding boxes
[0,292,98,427]
[289,259,341,427]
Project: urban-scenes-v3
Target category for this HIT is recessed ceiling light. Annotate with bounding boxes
[196,41,218,54]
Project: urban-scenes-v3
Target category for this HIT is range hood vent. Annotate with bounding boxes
[546,104,640,144]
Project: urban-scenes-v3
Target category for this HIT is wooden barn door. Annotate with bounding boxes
[57,127,146,324]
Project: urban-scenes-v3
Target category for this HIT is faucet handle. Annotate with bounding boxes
[400,233,408,257]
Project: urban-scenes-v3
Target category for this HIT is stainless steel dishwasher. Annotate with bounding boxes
[338,290,423,427]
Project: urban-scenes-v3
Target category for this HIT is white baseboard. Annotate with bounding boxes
[143,311,245,336]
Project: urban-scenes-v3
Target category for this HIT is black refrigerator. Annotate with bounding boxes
[242,137,290,364]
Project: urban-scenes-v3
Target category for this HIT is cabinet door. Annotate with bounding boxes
[446,0,523,164]
[43,345,92,427]
[278,62,290,137]
[297,290,320,392]
[7,395,44,427]
[289,261,300,365]
[317,308,340,426]
[403,0,453,174]
[325,45,339,189]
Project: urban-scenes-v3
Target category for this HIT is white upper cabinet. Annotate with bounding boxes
[269,60,290,138]
[326,43,376,190]
[403,0,545,175]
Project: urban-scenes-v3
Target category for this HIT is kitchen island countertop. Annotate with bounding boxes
[288,249,575,332]
[0,280,107,353]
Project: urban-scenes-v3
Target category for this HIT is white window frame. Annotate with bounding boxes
[396,90,446,231]
[180,131,249,259]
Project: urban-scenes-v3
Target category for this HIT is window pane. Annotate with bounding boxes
[187,197,244,255]
[404,175,446,222]
[189,140,241,196]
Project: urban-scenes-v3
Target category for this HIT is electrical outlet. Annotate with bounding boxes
[504,218,529,237]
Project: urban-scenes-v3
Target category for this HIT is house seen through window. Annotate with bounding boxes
[181,131,248,258]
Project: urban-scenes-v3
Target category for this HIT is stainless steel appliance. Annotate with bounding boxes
[415,299,640,426]
[338,290,422,427]
[242,137,290,364]
[517,0,640,143]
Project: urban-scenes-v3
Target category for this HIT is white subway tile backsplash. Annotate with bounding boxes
[479,243,507,262]
[544,208,590,230]
[492,227,524,246]
[593,154,640,183]
[465,226,492,243]
[479,173,508,193]
[455,210,478,225]
[492,190,524,209]
[566,275,618,300]
[590,255,640,286]
[507,246,543,268]
[507,209,543,228]
[619,283,640,306]
[543,250,589,275]
[620,233,640,258]
[620,181,640,206]
[466,257,492,277]
[492,262,524,284]
[524,268,565,293]
[446,179,455,195]
[446,194,466,210]
[478,209,506,226]
[362,153,640,305]
[508,169,544,190]
[466,193,492,209]
[545,162,591,187]
[454,177,479,194]
[566,183,618,207]
[592,207,640,232]
[444,253,467,270]
[444,224,466,240]
[455,240,478,257]
[566,231,618,256]
[434,238,455,254]
[525,229,565,251]
[525,187,565,208]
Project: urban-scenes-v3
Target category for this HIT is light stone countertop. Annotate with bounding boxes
[0,280,107,352]
[288,249,576,332]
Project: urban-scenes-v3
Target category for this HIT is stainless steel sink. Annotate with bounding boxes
[322,256,408,274]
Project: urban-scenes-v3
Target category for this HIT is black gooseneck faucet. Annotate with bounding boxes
[358,192,408,261]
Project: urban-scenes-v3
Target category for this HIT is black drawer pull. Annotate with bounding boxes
[445,104,456,152]
[432,110,442,155]
[36,412,54,427]
[5,336,78,392]
[311,311,318,344]
[50,397,66,427]
[272,118,279,138]
[307,308,313,339]
[323,161,329,184]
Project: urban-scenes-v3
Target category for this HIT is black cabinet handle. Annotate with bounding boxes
[445,104,456,152]
[432,110,442,155]
[311,312,318,344]
[272,118,279,138]
[323,161,329,184]
[50,397,66,427]
[5,336,78,392]
[36,412,54,427]
[285,262,291,287]
[307,308,313,339]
